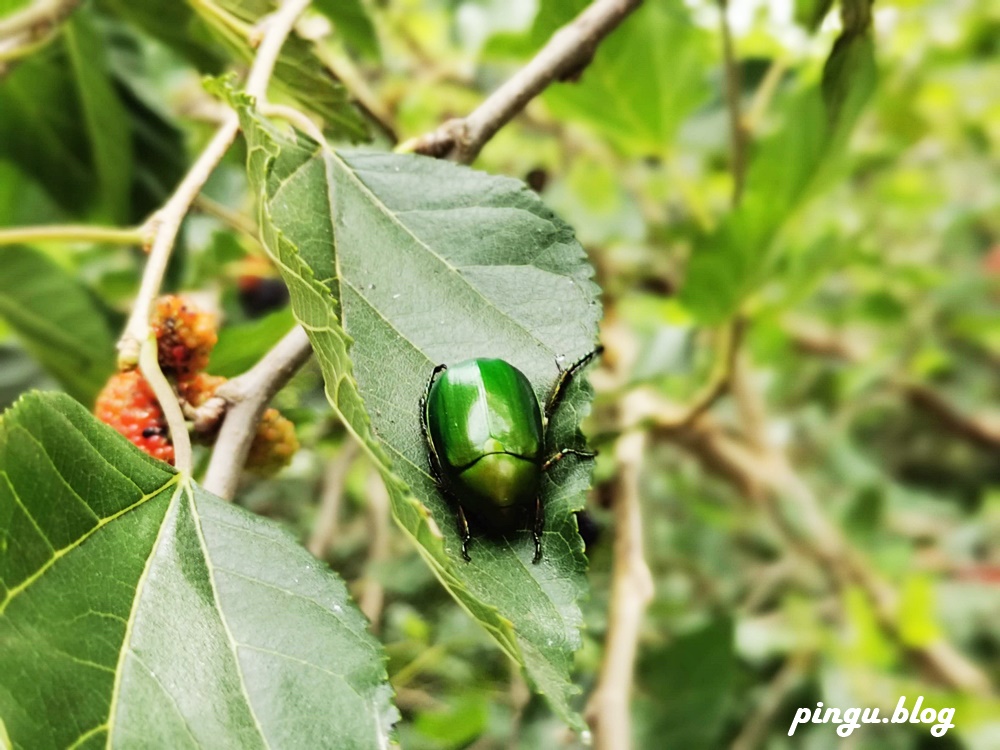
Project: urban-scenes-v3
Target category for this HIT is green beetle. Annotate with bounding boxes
[420,348,602,563]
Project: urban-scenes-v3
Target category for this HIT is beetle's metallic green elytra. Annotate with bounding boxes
[420,350,602,563]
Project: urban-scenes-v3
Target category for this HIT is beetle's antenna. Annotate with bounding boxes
[545,345,604,420]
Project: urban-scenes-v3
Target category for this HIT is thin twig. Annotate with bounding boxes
[658,318,743,430]
[731,655,811,750]
[307,440,360,557]
[585,393,654,750]
[359,468,391,631]
[190,0,255,40]
[0,224,148,247]
[138,335,193,474]
[745,57,788,133]
[260,102,328,146]
[399,0,642,164]
[904,382,1000,450]
[309,40,398,144]
[193,194,260,243]
[787,323,1000,450]
[718,0,747,206]
[0,0,79,40]
[117,117,242,368]
[201,325,313,499]
[639,393,995,696]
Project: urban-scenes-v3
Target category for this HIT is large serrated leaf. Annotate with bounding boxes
[0,11,132,222]
[0,393,397,749]
[236,103,601,729]
[542,0,712,157]
[202,0,368,141]
[313,0,379,60]
[0,247,116,404]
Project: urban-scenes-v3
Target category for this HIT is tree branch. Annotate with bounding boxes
[139,335,193,473]
[731,655,811,750]
[585,392,654,750]
[904,382,1000,451]
[117,118,241,368]
[0,0,79,71]
[718,0,748,206]
[0,0,77,38]
[399,0,642,164]
[359,468,391,631]
[658,318,743,430]
[307,440,360,557]
[633,393,995,696]
[201,325,313,499]
[0,224,148,247]
[787,322,1000,451]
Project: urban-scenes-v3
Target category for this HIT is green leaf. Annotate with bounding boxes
[0,11,132,221]
[0,0,32,16]
[794,0,835,31]
[198,0,369,141]
[0,345,55,411]
[682,34,877,322]
[542,0,712,157]
[0,247,116,404]
[100,21,192,219]
[483,0,585,61]
[235,100,601,729]
[0,392,397,749]
[210,307,296,377]
[95,0,226,73]
[313,0,380,59]
[635,618,736,748]
[98,0,369,140]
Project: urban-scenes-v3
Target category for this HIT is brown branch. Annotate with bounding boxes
[786,322,1000,450]
[201,325,313,499]
[359,468,391,631]
[904,383,1000,451]
[638,395,995,696]
[585,393,654,750]
[400,0,642,164]
[0,0,79,71]
[718,0,748,206]
[662,318,743,430]
[731,655,811,750]
[307,440,361,558]
[0,0,78,38]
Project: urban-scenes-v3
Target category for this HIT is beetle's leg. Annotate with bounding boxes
[532,496,544,564]
[545,345,604,421]
[457,505,472,562]
[542,448,597,472]
[420,363,448,481]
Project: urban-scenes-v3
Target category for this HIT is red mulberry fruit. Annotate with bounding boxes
[95,370,174,465]
[151,295,218,376]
